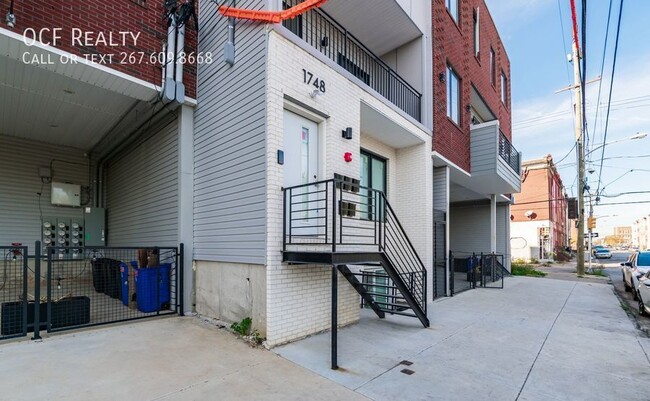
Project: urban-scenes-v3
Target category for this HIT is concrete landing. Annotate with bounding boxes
[275,277,650,401]
[0,318,368,401]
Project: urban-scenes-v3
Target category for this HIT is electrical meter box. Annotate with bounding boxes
[51,182,81,207]
[84,207,106,247]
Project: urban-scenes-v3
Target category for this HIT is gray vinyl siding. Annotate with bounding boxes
[193,0,268,264]
[433,167,448,212]
[471,122,521,192]
[449,204,490,255]
[450,202,510,266]
[470,124,496,175]
[0,135,89,251]
[105,116,179,247]
[497,156,521,190]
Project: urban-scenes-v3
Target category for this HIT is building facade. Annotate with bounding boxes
[0,0,198,317]
[431,0,520,294]
[613,226,632,247]
[633,216,650,250]
[511,155,568,261]
[0,0,517,347]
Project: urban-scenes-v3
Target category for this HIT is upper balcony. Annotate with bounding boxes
[281,0,424,122]
[468,121,521,196]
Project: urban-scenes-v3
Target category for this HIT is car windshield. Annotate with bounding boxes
[596,249,609,253]
[637,253,650,267]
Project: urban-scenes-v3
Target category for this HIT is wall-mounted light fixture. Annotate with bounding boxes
[342,127,352,140]
[6,0,15,28]
[439,72,445,83]
[321,36,329,47]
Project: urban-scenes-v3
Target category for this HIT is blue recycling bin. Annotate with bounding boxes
[135,264,171,313]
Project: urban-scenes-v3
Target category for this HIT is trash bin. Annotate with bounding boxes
[92,258,122,299]
[135,264,171,313]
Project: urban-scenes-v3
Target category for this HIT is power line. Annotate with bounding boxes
[591,0,614,151]
[595,0,625,196]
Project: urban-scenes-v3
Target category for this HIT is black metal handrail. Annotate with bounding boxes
[282,0,422,122]
[498,131,520,174]
[283,177,427,315]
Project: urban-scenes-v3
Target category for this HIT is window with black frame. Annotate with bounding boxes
[360,151,387,220]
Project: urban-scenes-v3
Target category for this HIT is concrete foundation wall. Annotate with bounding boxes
[194,261,267,336]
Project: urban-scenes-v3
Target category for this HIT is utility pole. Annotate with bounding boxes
[570,0,586,276]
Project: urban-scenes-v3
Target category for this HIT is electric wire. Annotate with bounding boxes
[595,0,625,197]
[591,0,615,151]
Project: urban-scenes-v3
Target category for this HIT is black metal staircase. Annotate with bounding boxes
[282,177,429,328]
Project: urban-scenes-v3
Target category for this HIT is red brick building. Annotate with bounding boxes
[511,155,568,261]
[431,0,520,294]
[432,0,511,172]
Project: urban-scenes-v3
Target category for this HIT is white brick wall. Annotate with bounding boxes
[264,30,432,346]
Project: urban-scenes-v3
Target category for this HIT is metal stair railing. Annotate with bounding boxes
[379,193,428,323]
[282,177,428,326]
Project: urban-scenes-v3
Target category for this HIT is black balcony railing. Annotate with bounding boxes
[282,0,422,122]
[498,131,520,174]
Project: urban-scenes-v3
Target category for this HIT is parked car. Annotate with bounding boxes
[594,248,612,259]
[638,271,650,316]
[592,245,606,256]
[622,251,650,300]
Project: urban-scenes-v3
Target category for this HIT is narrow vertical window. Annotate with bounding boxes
[446,65,460,125]
[473,8,480,57]
[501,71,508,105]
[447,0,459,23]
[490,48,496,86]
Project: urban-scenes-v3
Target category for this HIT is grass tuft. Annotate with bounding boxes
[511,264,547,277]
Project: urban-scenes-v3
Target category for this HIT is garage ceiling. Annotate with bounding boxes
[0,54,137,150]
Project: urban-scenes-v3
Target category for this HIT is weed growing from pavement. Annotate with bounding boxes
[231,317,265,346]
[511,264,547,277]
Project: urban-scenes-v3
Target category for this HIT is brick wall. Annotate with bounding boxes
[512,168,549,221]
[264,30,432,346]
[2,0,196,98]
[512,161,567,252]
[432,0,511,173]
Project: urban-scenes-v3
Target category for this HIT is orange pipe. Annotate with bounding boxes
[219,0,328,23]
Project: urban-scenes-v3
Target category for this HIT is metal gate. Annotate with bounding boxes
[0,245,28,340]
[0,242,183,342]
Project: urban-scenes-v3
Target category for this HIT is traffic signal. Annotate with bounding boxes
[587,216,596,230]
[567,198,578,219]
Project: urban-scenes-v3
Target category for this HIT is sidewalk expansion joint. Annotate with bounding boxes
[515,283,576,401]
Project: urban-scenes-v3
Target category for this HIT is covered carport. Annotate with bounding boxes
[0,28,193,338]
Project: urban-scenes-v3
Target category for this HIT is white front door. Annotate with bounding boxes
[283,110,319,188]
[283,110,320,237]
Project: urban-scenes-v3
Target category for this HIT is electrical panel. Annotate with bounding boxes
[84,208,106,247]
[41,208,105,257]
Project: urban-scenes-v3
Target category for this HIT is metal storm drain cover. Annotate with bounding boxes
[400,360,413,366]
[400,369,415,375]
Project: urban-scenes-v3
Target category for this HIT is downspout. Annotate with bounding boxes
[174,22,186,104]
[162,12,177,104]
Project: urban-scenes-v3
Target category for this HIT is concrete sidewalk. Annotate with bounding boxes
[276,277,650,401]
[1,277,649,401]
[0,318,368,401]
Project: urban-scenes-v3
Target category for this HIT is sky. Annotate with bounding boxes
[485,0,650,238]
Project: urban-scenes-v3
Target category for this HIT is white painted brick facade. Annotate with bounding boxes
[264,30,432,346]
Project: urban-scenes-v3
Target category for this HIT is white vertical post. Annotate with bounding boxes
[178,104,194,314]
[490,194,497,254]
